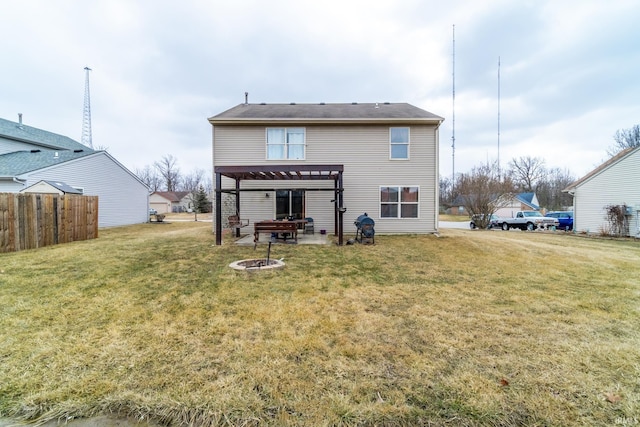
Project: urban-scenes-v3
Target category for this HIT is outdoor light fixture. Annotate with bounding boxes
[265,193,270,198]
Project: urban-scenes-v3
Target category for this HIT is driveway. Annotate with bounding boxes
[439,221,469,229]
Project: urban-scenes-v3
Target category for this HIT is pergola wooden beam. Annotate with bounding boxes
[214,164,345,246]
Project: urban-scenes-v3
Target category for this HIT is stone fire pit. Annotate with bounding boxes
[229,258,285,271]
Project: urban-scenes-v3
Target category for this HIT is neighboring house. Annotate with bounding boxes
[445,195,467,216]
[150,191,192,214]
[494,192,541,218]
[0,116,150,228]
[20,180,83,195]
[563,146,640,237]
[209,102,444,245]
[449,192,540,218]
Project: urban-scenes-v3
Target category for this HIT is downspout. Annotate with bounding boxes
[567,189,576,232]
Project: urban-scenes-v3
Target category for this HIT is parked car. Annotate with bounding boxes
[149,208,158,215]
[470,214,500,229]
[545,211,573,231]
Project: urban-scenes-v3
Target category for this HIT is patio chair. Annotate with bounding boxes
[228,215,249,229]
[304,217,314,234]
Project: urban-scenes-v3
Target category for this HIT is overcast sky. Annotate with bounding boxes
[2,0,639,182]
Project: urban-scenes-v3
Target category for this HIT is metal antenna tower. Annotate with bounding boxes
[82,66,94,149]
[451,25,456,196]
[497,57,501,173]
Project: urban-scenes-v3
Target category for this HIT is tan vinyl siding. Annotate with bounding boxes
[213,123,439,234]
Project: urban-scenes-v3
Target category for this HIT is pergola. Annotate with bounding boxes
[214,164,345,246]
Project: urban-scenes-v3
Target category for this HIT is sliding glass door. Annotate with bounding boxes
[275,190,305,219]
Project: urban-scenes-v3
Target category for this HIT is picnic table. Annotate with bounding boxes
[253,220,306,249]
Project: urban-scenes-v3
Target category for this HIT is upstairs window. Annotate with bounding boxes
[380,186,419,218]
[390,127,409,159]
[267,128,305,160]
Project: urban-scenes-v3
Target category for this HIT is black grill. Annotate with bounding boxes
[354,213,375,244]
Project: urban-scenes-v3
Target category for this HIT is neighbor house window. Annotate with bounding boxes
[390,127,409,159]
[380,186,419,218]
[267,128,305,160]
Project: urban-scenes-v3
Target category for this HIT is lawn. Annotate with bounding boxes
[1,223,639,426]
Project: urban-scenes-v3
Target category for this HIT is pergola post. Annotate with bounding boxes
[338,171,344,246]
[215,172,222,245]
[234,179,241,238]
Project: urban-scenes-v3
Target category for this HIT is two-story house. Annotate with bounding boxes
[209,102,444,245]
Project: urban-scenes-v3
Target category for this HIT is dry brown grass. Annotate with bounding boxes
[1,223,639,426]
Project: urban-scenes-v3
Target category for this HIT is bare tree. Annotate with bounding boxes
[154,155,181,191]
[607,124,640,157]
[135,165,162,192]
[535,167,575,211]
[508,156,547,192]
[439,176,452,209]
[180,168,206,192]
[457,161,515,228]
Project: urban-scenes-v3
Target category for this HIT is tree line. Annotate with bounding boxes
[136,125,640,219]
[440,157,575,212]
[135,154,212,194]
[135,154,213,213]
[440,124,640,224]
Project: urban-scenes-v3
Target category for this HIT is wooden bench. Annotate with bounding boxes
[253,221,298,249]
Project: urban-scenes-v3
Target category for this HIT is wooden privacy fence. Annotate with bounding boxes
[0,193,98,253]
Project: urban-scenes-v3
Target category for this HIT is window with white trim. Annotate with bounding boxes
[390,127,409,159]
[267,128,305,160]
[380,186,419,218]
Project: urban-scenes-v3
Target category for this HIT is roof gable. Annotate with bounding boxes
[564,146,640,191]
[0,117,92,152]
[209,102,444,124]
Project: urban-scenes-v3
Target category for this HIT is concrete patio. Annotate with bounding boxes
[233,231,332,247]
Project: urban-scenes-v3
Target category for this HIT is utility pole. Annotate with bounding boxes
[82,66,94,149]
[451,24,456,200]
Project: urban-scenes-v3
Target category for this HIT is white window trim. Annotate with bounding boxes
[379,185,420,219]
[266,127,306,161]
[389,127,410,160]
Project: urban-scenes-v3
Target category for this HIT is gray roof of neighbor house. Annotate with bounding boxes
[0,149,95,176]
[43,180,84,194]
[209,102,444,124]
[152,191,191,202]
[0,117,92,152]
[516,192,540,210]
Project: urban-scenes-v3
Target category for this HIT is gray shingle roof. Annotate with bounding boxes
[0,117,91,152]
[209,102,444,123]
[0,149,95,176]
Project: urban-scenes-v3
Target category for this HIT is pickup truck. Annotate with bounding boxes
[497,211,560,231]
